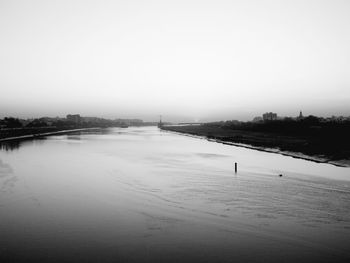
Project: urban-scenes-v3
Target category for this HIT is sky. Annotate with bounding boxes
[1,0,350,122]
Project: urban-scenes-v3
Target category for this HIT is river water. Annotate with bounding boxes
[0,127,349,262]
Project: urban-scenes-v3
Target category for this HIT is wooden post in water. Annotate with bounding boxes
[235,162,237,173]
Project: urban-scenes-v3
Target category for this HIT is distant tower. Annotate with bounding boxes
[158,115,163,128]
[299,110,303,119]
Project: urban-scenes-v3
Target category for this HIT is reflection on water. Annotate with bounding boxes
[0,129,110,151]
[0,137,47,151]
[0,141,21,151]
[0,127,349,263]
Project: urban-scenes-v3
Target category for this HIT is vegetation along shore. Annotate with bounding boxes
[161,116,350,167]
[0,114,157,142]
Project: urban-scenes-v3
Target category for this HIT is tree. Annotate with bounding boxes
[26,119,48,127]
[3,117,23,128]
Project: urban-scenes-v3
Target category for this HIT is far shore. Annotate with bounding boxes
[161,126,350,168]
[0,127,102,142]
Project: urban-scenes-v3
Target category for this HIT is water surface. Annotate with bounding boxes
[1,127,349,262]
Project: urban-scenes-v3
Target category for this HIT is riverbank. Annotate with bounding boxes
[161,125,350,167]
[0,127,102,142]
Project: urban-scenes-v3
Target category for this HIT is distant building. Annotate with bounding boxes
[66,114,81,124]
[263,112,277,121]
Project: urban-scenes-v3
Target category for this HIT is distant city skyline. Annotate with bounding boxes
[1,0,350,122]
[2,109,350,124]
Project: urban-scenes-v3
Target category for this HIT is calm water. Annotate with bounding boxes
[1,127,350,262]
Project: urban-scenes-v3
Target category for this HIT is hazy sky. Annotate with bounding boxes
[1,0,350,121]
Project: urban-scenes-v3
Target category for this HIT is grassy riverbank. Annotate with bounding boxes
[161,123,350,166]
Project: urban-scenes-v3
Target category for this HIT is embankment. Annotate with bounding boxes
[0,127,101,142]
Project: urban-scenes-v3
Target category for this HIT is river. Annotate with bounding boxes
[0,127,349,262]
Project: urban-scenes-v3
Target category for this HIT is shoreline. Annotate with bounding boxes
[161,128,350,168]
[0,127,102,142]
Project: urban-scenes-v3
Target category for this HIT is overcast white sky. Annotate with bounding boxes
[1,0,349,121]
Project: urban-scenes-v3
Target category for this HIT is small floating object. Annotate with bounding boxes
[279,174,283,177]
